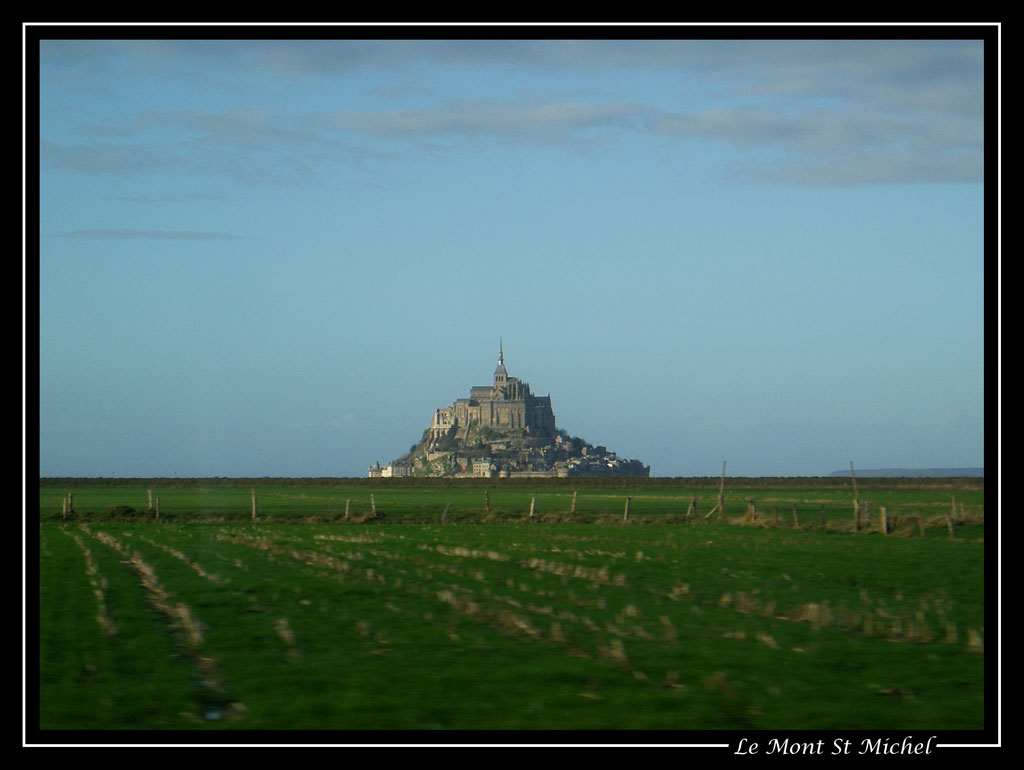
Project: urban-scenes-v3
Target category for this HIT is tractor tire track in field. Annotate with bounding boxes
[138,533,227,584]
[217,527,979,664]
[209,529,761,675]
[82,524,245,722]
[215,531,626,659]
[44,521,985,730]
[61,527,118,637]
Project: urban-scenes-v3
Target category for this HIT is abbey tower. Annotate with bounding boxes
[426,341,556,450]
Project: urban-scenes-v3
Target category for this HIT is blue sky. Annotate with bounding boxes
[34,30,990,478]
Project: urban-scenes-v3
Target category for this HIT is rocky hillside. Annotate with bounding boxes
[395,424,649,478]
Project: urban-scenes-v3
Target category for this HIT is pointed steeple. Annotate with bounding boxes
[494,338,508,383]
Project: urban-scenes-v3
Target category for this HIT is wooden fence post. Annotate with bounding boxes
[442,502,450,523]
[485,491,490,513]
[623,497,631,522]
[371,494,376,515]
[570,490,578,514]
[717,460,727,518]
[792,504,799,529]
[148,489,153,511]
[529,497,536,518]
[155,497,160,520]
[820,503,826,526]
[879,506,888,534]
[251,488,258,521]
[345,499,351,521]
[686,495,696,520]
[850,461,860,531]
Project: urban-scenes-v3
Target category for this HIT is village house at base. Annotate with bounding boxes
[369,343,650,479]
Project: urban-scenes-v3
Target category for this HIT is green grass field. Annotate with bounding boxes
[35,480,985,734]
[38,478,985,528]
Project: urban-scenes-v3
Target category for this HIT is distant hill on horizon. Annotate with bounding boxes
[828,468,984,478]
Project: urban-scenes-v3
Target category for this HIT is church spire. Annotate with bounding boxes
[494,337,508,380]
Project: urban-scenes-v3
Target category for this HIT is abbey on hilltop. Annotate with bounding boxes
[369,342,650,479]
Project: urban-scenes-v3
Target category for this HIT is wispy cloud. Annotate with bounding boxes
[60,229,244,241]
[316,99,648,145]
[646,104,983,185]
[40,140,175,175]
[39,37,986,187]
[113,192,229,204]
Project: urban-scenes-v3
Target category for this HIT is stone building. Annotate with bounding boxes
[371,341,650,478]
[426,341,556,450]
[367,460,412,478]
